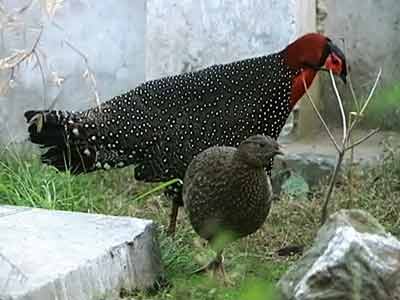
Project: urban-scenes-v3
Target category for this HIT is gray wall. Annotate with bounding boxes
[146,0,297,80]
[320,0,400,122]
[0,0,146,144]
[2,0,399,143]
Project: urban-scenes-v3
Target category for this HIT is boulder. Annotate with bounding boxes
[278,209,400,300]
[281,174,310,199]
[274,153,336,188]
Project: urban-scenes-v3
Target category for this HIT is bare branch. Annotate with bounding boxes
[345,129,380,151]
[0,51,29,70]
[64,39,101,107]
[17,0,35,14]
[0,26,43,70]
[302,75,341,152]
[64,40,88,64]
[30,26,43,51]
[320,151,345,225]
[0,68,13,95]
[40,0,65,19]
[360,68,382,116]
[341,39,361,113]
[88,71,100,106]
[319,68,383,225]
[47,74,70,110]
[329,70,347,145]
[33,50,47,106]
[0,26,44,99]
[348,73,360,112]
[345,68,383,143]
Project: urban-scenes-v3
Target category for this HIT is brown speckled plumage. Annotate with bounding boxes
[183,135,281,243]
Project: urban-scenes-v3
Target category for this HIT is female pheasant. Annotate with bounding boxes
[182,135,282,276]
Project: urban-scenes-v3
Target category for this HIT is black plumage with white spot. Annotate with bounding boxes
[24,32,349,235]
[26,53,296,181]
[24,52,296,233]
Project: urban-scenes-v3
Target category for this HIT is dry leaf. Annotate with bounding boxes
[40,0,64,18]
[0,80,10,96]
[0,51,28,70]
[9,79,17,88]
[82,69,89,79]
[89,72,97,86]
[27,52,37,66]
[49,71,64,87]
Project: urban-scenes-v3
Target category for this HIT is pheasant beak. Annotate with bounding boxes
[326,40,347,84]
[274,145,285,156]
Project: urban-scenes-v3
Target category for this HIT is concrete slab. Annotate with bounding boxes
[0,205,162,300]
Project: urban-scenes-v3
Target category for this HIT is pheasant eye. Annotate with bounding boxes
[332,57,340,65]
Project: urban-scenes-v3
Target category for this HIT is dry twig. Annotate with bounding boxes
[64,40,101,107]
[302,76,340,152]
[0,26,47,105]
[302,68,382,225]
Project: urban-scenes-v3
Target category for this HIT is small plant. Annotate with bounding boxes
[303,68,382,225]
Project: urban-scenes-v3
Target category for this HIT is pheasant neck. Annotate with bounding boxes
[290,69,318,109]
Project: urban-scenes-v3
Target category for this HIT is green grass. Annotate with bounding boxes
[362,82,400,131]
[0,148,290,299]
[1,143,400,299]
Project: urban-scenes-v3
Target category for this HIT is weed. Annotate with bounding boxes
[1,144,400,299]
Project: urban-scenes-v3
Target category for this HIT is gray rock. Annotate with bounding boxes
[278,209,400,300]
[274,153,336,188]
[272,152,382,197]
[281,174,310,199]
[0,205,162,300]
[270,168,292,198]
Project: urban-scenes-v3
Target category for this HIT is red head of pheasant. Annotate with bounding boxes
[25,32,347,234]
[283,33,347,109]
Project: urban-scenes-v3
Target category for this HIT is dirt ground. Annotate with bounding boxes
[280,128,400,163]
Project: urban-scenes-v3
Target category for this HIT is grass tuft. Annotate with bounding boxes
[1,142,400,299]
